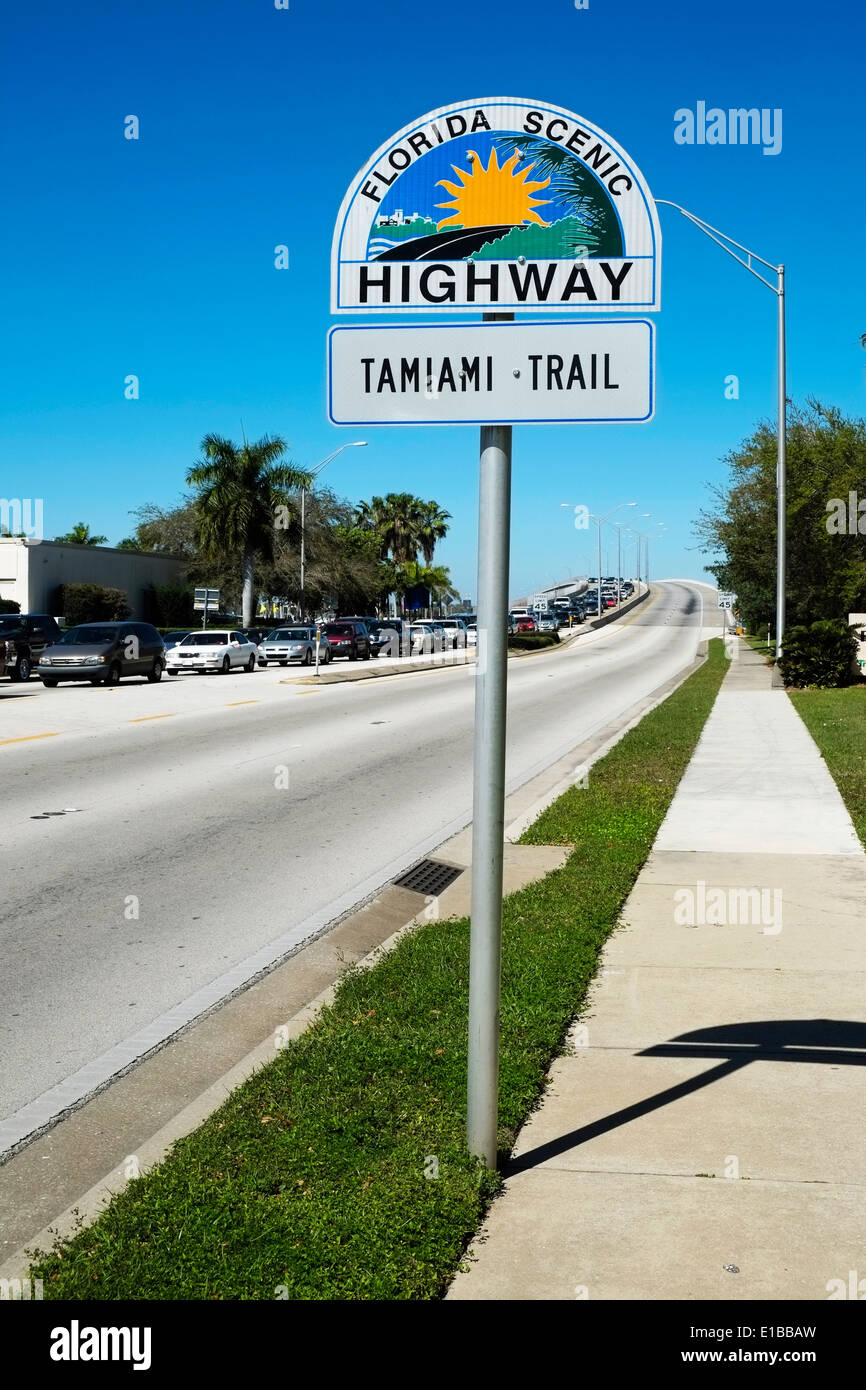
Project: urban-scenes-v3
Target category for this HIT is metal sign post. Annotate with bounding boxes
[466,422,512,1168]
[194,588,219,630]
[467,312,512,1169]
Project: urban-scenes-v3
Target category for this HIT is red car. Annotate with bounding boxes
[515,616,537,633]
[322,621,372,660]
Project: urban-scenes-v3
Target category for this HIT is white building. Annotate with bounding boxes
[0,538,185,617]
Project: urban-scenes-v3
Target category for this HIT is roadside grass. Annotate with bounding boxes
[31,639,727,1301]
[742,632,774,661]
[788,686,866,846]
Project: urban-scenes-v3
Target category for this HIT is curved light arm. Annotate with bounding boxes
[310,439,367,480]
[655,199,781,293]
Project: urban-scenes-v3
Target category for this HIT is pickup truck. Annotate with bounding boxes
[0,613,62,681]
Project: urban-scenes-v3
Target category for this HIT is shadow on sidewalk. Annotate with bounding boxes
[505,1019,866,1175]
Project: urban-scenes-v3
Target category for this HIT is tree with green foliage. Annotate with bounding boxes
[494,135,624,257]
[186,435,311,627]
[54,522,108,546]
[696,400,866,633]
[266,487,394,616]
[394,560,459,616]
[355,493,452,613]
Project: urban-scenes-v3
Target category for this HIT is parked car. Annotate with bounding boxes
[38,621,166,686]
[162,629,192,651]
[322,620,372,660]
[258,627,332,666]
[515,615,537,633]
[465,620,478,647]
[243,627,272,647]
[407,622,446,654]
[435,617,470,648]
[0,613,62,681]
[337,614,379,629]
[365,620,403,657]
[166,629,259,675]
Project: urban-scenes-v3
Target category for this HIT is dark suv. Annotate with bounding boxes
[0,613,62,681]
[323,620,372,661]
[38,621,166,686]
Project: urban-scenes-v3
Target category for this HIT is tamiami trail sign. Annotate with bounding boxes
[328,319,654,426]
[331,97,661,313]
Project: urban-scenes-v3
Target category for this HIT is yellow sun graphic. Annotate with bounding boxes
[435,148,552,231]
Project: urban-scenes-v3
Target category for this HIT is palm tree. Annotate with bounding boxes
[355,493,444,615]
[394,560,459,616]
[187,434,311,627]
[54,522,108,545]
[416,500,451,566]
[355,493,451,566]
[376,493,423,564]
[494,135,624,257]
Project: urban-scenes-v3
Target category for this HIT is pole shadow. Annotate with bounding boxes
[505,1019,866,1175]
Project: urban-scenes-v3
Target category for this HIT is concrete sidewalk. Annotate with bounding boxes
[448,643,866,1301]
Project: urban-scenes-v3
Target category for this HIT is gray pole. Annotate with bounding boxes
[299,486,306,623]
[596,520,602,618]
[467,322,513,1167]
[775,265,786,660]
[617,526,622,607]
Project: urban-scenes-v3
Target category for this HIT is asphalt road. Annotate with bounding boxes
[0,582,721,1139]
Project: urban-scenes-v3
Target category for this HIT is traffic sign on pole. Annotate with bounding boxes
[328,319,654,426]
[331,96,661,316]
[330,98,661,1171]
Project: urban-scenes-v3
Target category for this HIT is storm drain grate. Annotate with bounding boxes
[393,859,463,897]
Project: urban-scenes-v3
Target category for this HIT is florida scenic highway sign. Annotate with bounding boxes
[331,96,661,314]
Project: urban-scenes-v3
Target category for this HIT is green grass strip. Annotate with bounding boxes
[788,687,866,847]
[32,639,727,1301]
[741,632,775,661]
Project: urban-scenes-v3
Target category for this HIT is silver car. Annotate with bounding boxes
[258,627,332,666]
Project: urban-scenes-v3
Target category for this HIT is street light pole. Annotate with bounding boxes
[299,440,367,621]
[596,516,602,618]
[655,200,786,657]
[776,266,787,655]
[561,500,636,615]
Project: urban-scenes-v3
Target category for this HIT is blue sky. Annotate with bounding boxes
[1,0,863,598]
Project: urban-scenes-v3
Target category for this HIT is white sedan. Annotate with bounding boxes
[166,629,259,675]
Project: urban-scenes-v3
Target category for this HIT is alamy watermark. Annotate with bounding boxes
[826,492,866,535]
[0,497,43,540]
[674,881,782,934]
[674,103,782,156]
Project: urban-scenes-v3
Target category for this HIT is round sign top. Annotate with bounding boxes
[331,97,661,314]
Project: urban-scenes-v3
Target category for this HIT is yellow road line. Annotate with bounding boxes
[226,700,259,706]
[128,713,176,723]
[0,732,60,745]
